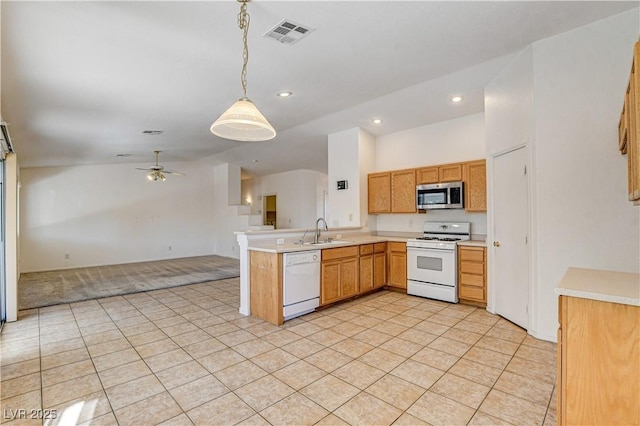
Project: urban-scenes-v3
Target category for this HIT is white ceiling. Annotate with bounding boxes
[2,1,637,176]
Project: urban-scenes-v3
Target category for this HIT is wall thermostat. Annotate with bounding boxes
[337,180,348,190]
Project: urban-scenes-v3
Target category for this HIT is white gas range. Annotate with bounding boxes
[406,222,471,303]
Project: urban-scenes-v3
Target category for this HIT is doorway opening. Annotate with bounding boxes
[263,194,277,229]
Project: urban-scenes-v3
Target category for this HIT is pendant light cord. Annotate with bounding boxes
[238,1,250,98]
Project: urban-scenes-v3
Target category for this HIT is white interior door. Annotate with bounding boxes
[492,146,529,329]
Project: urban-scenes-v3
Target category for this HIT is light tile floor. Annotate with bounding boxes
[1,278,557,425]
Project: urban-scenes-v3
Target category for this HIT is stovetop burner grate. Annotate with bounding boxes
[415,236,462,241]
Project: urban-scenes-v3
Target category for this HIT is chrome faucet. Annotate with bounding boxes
[314,217,328,244]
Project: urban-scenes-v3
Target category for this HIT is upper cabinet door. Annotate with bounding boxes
[391,169,417,213]
[368,172,391,213]
[417,164,463,183]
[439,164,463,182]
[417,167,439,184]
[464,160,487,212]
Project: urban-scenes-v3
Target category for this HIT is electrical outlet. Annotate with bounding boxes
[64,253,70,260]
[336,234,342,240]
[348,213,353,221]
[168,245,172,251]
[276,238,285,245]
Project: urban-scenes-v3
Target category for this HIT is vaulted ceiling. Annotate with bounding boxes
[2,1,637,176]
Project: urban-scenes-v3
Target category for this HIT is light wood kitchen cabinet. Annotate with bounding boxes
[463,160,487,212]
[416,163,462,185]
[321,246,359,305]
[370,160,486,214]
[391,169,417,213]
[387,241,407,289]
[558,294,640,425]
[439,163,463,182]
[368,172,391,213]
[249,251,283,325]
[359,250,374,293]
[619,41,640,204]
[458,246,486,306]
[416,166,439,184]
[373,243,387,289]
[417,163,463,184]
[360,243,387,293]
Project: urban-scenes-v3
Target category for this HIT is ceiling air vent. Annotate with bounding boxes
[142,130,164,135]
[263,19,314,45]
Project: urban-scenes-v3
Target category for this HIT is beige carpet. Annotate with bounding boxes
[18,255,240,310]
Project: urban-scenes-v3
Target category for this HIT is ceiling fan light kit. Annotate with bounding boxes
[147,171,166,182]
[136,150,185,182]
[210,0,276,142]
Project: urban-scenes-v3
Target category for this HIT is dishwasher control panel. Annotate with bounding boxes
[285,250,320,266]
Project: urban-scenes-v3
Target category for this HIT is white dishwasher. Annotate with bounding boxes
[283,250,321,321]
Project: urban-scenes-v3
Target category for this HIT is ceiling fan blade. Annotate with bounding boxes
[135,168,152,171]
[163,170,185,176]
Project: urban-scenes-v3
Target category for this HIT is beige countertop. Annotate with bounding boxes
[554,267,640,307]
[248,235,409,254]
[457,240,487,247]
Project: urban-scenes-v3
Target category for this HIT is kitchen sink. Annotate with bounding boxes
[302,240,353,246]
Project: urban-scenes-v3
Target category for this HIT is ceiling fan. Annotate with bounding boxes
[136,150,185,181]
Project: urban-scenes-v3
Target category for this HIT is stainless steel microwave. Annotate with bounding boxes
[416,182,464,209]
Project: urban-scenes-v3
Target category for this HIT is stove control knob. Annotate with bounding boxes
[493,241,501,247]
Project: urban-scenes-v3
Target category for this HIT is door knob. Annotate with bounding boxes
[493,241,501,247]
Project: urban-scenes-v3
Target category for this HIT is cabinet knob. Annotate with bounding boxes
[493,241,501,247]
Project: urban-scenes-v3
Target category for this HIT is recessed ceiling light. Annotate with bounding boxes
[451,96,463,103]
[277,91,293,98]
[252,159,260,163]
[372,118,383,125]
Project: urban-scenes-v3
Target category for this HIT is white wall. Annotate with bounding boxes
[20,160,216,272]
[374,113,488,236]
[328,128,361,228]
[484,47,534,157]
[326,128,377,229]
[530,10,640,340]
[242,169,328,229]
[358,129,377,230]
[484,47,535,319]
[213,163,249,259]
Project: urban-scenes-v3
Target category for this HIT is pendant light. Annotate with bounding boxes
[210,0,276,142]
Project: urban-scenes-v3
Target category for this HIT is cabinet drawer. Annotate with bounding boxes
[359,244,373,255]
[460,273,484,287]
[388,241,407,253]
[459,248,484,262]
[460,285,484,301]
[460,261,484,275]
[322,246,358,261]
[374,242,387,253]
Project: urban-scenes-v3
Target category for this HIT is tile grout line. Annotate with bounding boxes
[11,283,558,426]
[69,302,121,426]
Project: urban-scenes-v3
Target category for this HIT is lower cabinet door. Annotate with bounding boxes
[360,255,374,293]
[341,258,359,298]
[373,253,387,288]
[321,261,341,305]
[388,252,407,288]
